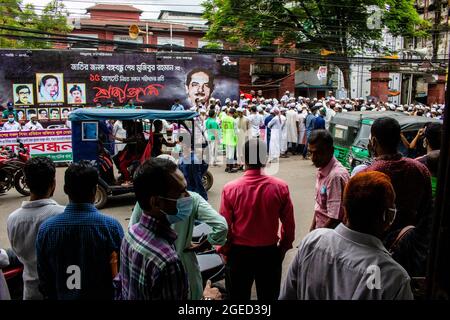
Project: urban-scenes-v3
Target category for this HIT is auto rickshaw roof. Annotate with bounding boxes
[69,108,198,122]
[331,111,441,129]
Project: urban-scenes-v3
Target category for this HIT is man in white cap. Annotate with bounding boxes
[280,108,289,158]
[286,103,299,155]
[219,105,228,123]
[222,108,238,173]
[324,100,336,130]
[281,91,290,103]
[267,107,283,162]
[248,105,264,139]
[235,107,249,170]
[239,93,246,108]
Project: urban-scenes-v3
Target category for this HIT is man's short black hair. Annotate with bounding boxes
[425,123,442,150]
[309,129,334,150]
[133,158,178,211]
[186,68,215,91]
[371,117,401,153]
[16,85,30,95]
[64,161,98,203]
[208,109,215,118]
[24,157,55,197]
[251,105,257,113]
[244,139,267,169]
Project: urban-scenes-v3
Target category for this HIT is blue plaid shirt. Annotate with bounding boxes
[120,214,188,300]
[36,203,124,300]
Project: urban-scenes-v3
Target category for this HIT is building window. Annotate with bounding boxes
[113,35,144,44]
[157,36,185,47]
[70,34,98,50]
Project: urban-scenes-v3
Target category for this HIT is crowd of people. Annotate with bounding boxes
[174,89,444,172]
[0,89,444,301]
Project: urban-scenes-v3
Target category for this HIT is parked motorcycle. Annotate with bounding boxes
[192,222,227,297]
[0,139,30,196]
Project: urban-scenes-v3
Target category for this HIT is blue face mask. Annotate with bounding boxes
[161,195,193,224]
[8,117,14,123]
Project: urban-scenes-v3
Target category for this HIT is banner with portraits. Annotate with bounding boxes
[0,50,240,112]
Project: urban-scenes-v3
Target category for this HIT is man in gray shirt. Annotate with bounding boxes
[280,171,414,300]
[7,157,64,300]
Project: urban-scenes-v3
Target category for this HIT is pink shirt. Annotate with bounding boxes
[220,169,295,250]
[314,157,350,228]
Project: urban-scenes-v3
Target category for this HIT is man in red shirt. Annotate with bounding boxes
[365,117,432,241]
[220,139,295,300]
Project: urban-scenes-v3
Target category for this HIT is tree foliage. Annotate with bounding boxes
[0,0,72,49]
[202,0,430,89]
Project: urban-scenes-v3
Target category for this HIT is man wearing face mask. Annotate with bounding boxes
[280,171,413,300]
[364,118,432,243]
[2,113,21,131]
[122,158,224,300]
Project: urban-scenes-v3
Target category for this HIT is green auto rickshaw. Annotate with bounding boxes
[330,111,442,173]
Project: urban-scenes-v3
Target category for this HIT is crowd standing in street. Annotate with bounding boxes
[0,89,444,301]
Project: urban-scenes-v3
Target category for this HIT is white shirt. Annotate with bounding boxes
[2,121,21,131]
[280,224,414,300]
[23,121,43,131]
[7,199,65,300]
[247,113,264,138]
[324,107,336,130]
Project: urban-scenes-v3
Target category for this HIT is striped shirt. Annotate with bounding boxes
[120,214,188,300]
[36,203,124,300]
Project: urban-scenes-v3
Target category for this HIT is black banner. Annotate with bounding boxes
[0,49,239,118]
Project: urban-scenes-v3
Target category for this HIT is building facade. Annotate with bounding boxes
[65,4,208,52]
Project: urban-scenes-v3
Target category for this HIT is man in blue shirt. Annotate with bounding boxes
[264,108,274,153]
[302,105,318,159]
[314,108,326,130]
[36,161,124,300]
[171,98,185,111]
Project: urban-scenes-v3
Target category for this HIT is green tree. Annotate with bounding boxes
[203,0,430,91]
[0,0,72,49]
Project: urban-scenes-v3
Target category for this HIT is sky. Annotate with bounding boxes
[23,0,205,19]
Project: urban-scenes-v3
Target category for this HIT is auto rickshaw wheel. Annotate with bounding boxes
[14,170,30,196]
[95,185,108,209]
[202,170,214,191]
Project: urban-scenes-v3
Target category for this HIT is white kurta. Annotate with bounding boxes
[286,109,299,143]
[281,115,288,153]
[268,115,282,160]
